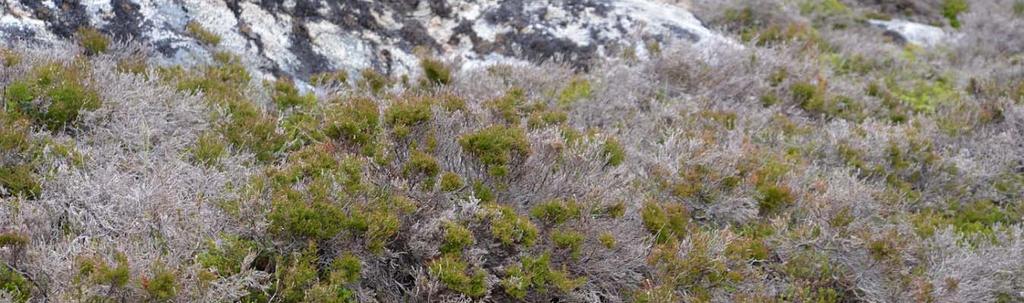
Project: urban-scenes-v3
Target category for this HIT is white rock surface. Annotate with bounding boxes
[868,19,949,47]
[0,0,735,81]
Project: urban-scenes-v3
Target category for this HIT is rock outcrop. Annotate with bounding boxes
[1,0,733,81]
[867,19,949,47]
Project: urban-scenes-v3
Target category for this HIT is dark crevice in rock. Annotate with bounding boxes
[107,0,145,41]
[28,0,90,39]
[288,20,333,79]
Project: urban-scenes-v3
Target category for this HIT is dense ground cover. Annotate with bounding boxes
[1,0,1024,302]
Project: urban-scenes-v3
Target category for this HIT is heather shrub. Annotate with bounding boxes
[385,96,432,138]
[500,253,586,299]
[186,21,221,46]
[5,62,101,131]
[0,265,31,303]
[420,58,452,86]
[439,172,464,192]
[76,27,109,55]
[530,198,582,225]
[428,254,488,298]
[325,97,380,154]
[459,125,530,177]
[484,203,538,247]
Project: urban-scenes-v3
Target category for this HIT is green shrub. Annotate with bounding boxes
[428,255,488,297]
[365,210,400,253]
[326,97,380,154]
[756,184,794,216]
[420,58,452,86]
[385,97,432,138]
[330,254,362,284]
[0,233,28,248]
[557,77,592,106]
[0,165,41,199]
[473,181,495,202]
[529,199,581,225]
[487,89,526,124]
[275,244,319,302]
[143,264,178,301]
[792,81,827,115]
[403,150,440,181]
[77,27,109,55]
[486,204,538,247]
[603,137,626,166]
[186,21,221,46]
[941,0,969,28]
[271,78,316,109]
[500,253,585,299]
[599,232,616,249]
[77,253,131,288]
[1015,0,1024,16]
[440,221,475,255]
[551,229,584,259]
[459,125,530,177]
[359,69,391,94]
[725,237,770,263]
[190,132,227,166]
[268,193,347,240]
[196,236,259,277]
[5,63,102,132]
[641,201,689,244]
[439,172,464,192]
[0,265,31,303]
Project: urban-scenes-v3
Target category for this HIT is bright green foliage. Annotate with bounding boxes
[186,21,221,46]
[912,200,1020,239]
[472,181,495,202]
[527,109,568,129]
[755,184,794,216]
[551,229,584,260]
[420,58,452,86]
[439,172,464,192]
[792,81,827,115]
[5,63,102,132]
[196,236,259,277]
[190,132,227,166]
[385,97,433,138]
[428,254,488,298]
[529,199,581,225]
[0,165,40,199]
[269,190,348,240]
[330,254,362,284]
[459,125,530,177]
[641,201,689,244]
[603,137,625,166]
[893,79,959,113]
[77,253,131,288]
[942,0,969,28]
[326,97,380,154]
[77,27,109,55]
[440,221,475,255]
[487,89,527,124]
[365,210,400,253]
[485,204,538,247]
[271,78,316,109]
[0,265,31,303]
[143,264,178,301]
[500,253,585,299]
[275,244,320,302]
[404,150,440,181]
[558,77,592,106]
[599,232,616,249]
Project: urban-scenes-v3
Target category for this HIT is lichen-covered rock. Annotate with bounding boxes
[868,19,949,47]
[0,0,733,81]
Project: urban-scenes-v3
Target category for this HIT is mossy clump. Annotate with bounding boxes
[428,254,488,298]
[755,183,795,216]
[440,221,476,255]
[271,78,316,109]
[0,165,41,199]
[641,201,689,244]
[142,264,178,301]
[459,125,530,177]
[602,137,626,166]
[385,97,433,138]
[557,77,592,106]
[529,199,581,225]
[420,58,452,86]
[598,232,616,249]
[77,27,109,56]
[403,150,440,184]
[0,265,31,303]
[186,21,221,46]
[485,204,538,247]
[439,172,464,192]
[551,229,584,259]
[5,62,102,132]
[325,97,380,154]
[359,69,391,94]
[501,253,585,299]
[941,0,969,28]
[190,132,227,167]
